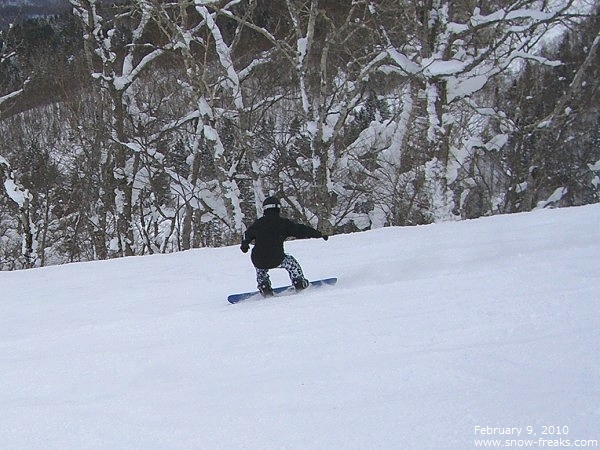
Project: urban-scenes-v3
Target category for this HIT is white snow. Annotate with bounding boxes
[0,86,24,106]
[387,48,420,75]
[536,186,568,209]
[447,73,490,102]
[470,8,554,27]
[0,205,599,449]
[3,177,28,207]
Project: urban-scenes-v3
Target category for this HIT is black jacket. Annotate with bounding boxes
[241,210,323,269]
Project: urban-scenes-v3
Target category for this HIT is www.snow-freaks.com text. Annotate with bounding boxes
[473,425,598,448]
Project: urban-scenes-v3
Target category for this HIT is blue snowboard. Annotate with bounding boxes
[228,277,337,304]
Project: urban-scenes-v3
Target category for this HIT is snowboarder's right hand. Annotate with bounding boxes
[240,242,250,253]
[322,235,329,241]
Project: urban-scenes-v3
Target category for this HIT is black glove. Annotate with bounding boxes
[322,234,329,241]
[240,242,249,253]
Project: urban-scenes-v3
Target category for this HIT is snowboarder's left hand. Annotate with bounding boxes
[240,242,249,253]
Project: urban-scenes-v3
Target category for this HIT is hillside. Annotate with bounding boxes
[0,0,68,26]
[0,205,599,449]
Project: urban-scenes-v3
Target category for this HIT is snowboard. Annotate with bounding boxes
[227,277,337,304]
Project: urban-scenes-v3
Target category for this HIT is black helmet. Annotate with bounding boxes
[262,196,281,211]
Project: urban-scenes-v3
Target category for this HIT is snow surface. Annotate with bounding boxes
[1,205,599,449]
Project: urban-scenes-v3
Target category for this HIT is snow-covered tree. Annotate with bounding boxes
[153,0,258,246]
[502,5,600,211]
[0,155,37,267]
[1,25,37,268]
[71,0,198,255]
[363,0,579,222]
[217,0,404,231]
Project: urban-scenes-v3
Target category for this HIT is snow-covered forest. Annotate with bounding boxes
[1,0,599,270]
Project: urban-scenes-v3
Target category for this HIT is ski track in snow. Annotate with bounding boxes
[0,205,599,449]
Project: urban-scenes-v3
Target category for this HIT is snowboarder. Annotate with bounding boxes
[240,196,328,297]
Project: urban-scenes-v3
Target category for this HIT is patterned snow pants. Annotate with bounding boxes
[256,254,305,287]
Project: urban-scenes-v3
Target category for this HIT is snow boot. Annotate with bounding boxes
[258,281,273,297]
[293,278,309,291]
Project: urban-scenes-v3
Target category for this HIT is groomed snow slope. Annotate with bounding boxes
[1,205,599,449]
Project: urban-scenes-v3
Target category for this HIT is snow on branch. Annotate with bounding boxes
[0,156,28,208]
[0,28,29,110]
[372,1,576,105]
[195,3,243,110]
[470,7,556,27]
[0,88,24,107]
